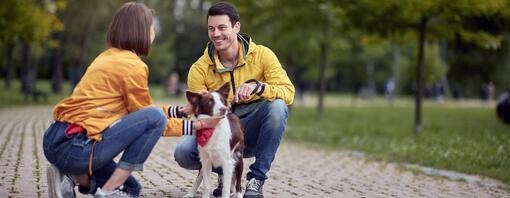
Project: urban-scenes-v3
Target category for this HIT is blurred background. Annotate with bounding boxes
[2,0,510,104]
[1,0,509,186]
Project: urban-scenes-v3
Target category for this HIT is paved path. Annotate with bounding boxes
[0,106,508,198]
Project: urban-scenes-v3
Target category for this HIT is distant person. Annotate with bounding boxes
[497,90,510,125]
[166,72,186,97]
[487,81,495,101]
[43,2,222,198]
[480,83,490,102]
[452,86,462,100]
[433,81,444,103]
[385,78,396,104]
[173,2,295,198]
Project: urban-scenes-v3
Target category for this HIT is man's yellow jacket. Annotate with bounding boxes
[187,33,295,105]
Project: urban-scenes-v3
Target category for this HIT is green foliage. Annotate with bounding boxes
[160,0,206,80]
[286,97,510,184]
[339,0,510,95]
[0,0,64,45]
[3,0,510,100]
[54,0,179,83]
[145,39,175,83]
[234,0,348,83]
[400,42,448,87]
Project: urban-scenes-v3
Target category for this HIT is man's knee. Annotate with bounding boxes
[174,142,200,170]
[265,99,289,123]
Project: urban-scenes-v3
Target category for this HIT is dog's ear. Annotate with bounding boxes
[186,91,202,106]
[217,82,231,99]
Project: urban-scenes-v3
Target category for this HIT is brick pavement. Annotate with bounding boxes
[0,106,508,197]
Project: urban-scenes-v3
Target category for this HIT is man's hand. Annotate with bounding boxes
[197,90,209,95]
[235,83,258,102]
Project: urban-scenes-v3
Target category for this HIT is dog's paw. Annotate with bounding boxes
[183,193,195,198]
[234,192,243,198]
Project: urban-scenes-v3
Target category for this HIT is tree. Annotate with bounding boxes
[170,0,208,81]
[0,0,63,89]
[48,0,67,93]
[235,0,347,119]
[341,0,510,133]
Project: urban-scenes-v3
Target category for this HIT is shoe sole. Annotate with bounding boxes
[243,195,263,198]
[47,164,63,198]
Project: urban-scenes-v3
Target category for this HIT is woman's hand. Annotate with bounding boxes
[179,103,193,117]
[180,90,209,116]
[195,115,225,129]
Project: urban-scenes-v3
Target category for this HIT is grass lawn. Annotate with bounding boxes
[287,94,510,185]
[0,79,72,108]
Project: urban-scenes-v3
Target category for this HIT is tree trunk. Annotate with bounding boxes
[317,12,330,119]
[439,40,451,97]
[20,44,35,104]
[70,19,93,90]
[50,31,63,93]
[415,16,428,134]
[366,61,375,97]
[317,41,328,119]
[392,41,401,93]
[3,43,15,89]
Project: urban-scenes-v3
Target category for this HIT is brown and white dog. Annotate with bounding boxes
[184,83,245,198]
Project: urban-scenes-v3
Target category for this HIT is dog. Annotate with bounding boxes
[184,82,245,198]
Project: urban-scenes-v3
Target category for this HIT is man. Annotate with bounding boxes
[174,2,295,198]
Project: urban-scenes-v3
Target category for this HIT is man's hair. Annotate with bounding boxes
[106,2,154,56]
[207,2,240,26]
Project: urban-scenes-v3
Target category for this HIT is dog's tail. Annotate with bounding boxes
[231,142,242,158]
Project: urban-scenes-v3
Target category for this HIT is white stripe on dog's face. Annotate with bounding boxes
[211,92,227,116]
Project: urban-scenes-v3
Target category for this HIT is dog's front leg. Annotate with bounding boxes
[184,169,203,198]
[201,159,213,198]
[232,157,243,198]
[221,160,234,198]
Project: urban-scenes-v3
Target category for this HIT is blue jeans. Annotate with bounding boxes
[43,107,167,196]
[174,99,288,181]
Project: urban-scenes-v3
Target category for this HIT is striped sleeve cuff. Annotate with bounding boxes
[168,106,183,118]
[182,120,193,135]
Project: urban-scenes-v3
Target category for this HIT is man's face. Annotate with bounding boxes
[207,15,240,52]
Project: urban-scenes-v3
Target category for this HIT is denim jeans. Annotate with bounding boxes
[43,107,167,196]
[174,99,288,181]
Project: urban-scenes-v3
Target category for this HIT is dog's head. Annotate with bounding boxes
[186,82,230,117]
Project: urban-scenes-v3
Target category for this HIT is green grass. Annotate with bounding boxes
[286,98,510,185]
[0,79,72,108]
[0,79,171,108]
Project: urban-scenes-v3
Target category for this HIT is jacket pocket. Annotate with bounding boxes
[43,122,72,164]
[57,133,92,173]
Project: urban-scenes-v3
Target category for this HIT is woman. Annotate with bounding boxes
[43,2,221,198]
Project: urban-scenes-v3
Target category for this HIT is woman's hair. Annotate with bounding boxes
[207,2,240,27]
[106,2,154,56]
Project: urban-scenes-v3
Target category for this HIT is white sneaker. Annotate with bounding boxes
[46,164,75,198]
[94,187,134,198]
